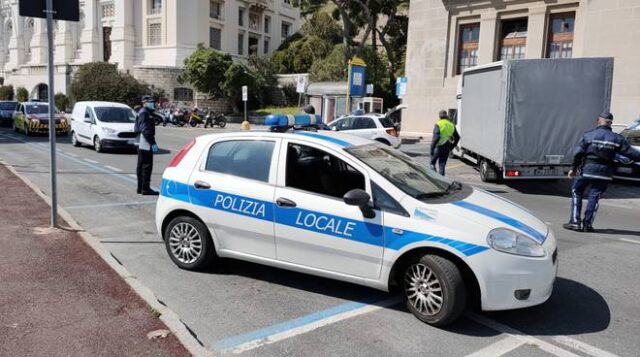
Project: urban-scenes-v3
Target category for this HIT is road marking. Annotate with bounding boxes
[618,238,640,245]
[465,336,525,357]
[466,312,615,357]
[104,165,123,172]
[213,296,403,354]
[66,152,79,158]
[65,201,156,210]
[84,158,99,164]
[551,336,620,357]
[447,163,466,170]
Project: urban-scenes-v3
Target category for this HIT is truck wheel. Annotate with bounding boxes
[403,254,466,326]
[480,160,499,183]
[164,216,217,271]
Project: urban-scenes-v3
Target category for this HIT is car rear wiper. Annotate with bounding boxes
[415,192,446,200]
[445,181,462,193]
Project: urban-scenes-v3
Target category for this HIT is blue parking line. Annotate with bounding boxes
[213,300,369,352]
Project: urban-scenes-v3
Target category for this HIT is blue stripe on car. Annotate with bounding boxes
[452,201,546,243]
[293,131,352,147]
[161,179,489,256]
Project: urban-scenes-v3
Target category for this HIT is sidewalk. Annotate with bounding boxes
[0,163,190,357]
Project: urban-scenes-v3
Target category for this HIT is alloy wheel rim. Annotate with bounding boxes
[404,263,443,316]
[168,222,203,264]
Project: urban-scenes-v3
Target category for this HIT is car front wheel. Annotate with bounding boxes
[403,254,466,326]
[71,131,80,147]
[93,136,103,153]
[164,216,217,271]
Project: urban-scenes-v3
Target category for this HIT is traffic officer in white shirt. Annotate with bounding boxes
[135,95,159,195]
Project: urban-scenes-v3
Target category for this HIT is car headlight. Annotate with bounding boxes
[487,228,545,257]
[102,127,117,135]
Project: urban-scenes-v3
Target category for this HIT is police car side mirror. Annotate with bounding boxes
[343,189,376,219]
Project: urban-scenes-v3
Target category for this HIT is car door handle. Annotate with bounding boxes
[194,180,211,190]
[276,197,297,208]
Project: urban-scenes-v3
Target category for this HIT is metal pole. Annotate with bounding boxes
[46,0,57,227]
[244,100,247,123]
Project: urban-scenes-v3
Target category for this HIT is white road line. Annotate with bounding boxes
[66,152,79,158]
[465,336,525,357]
[466,312,581,357]
[84,158,99,164]
[618,238,640,245]
[128,174,137,179]
[104,165,123,173]
[551,336,620,357]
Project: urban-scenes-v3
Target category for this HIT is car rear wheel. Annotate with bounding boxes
[403,254,466,326]
[164,216,217,270]
[93,136,103,153]
[71,131,80,147]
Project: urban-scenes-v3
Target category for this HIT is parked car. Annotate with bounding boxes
[70,101,137,152]
[614,118,640,181]
[0,101,18,127]
[12,101,69,136]
[156,118,557,326]
[327,105,405,148]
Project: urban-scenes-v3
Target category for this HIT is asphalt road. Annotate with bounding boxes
[1,125,639,357]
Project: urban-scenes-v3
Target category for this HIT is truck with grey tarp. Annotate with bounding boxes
[454,58,614,182]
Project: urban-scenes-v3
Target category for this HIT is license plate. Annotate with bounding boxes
[535,169,558,176]
[617,167,633,174]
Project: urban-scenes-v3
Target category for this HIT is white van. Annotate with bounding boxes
[70,101,137,152]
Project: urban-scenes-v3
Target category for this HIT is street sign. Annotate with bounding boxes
[396,77,408,98]
[296,75,307,94]
[19,0,80,21]
[366,84,374,95]
[242,85,248,101]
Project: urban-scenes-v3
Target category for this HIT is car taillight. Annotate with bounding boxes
[168,139,196,168]
[386,128,398,137]
[506,170,521,177]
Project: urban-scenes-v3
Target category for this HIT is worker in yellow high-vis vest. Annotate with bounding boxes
[430,110,460,175]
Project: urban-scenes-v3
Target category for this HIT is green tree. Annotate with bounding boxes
[0,85,15,100]
[179,44,233,98]
[54,93,70,112]
[70,62,149,107]
[16,87,29,102]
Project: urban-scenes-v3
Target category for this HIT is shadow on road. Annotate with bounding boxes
[201,259,609,336]
[593,228,640,237]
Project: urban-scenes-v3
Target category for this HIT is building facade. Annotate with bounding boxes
[403,0,640,138]
[0,0,300,103]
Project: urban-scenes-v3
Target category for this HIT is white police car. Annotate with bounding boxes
[156,116,557,326]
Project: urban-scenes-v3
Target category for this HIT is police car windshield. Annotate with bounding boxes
[26,105,59,114]
[94,107,136,123]
[347,144,454,200]
[0,102,17,110]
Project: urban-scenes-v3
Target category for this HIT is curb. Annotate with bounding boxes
[3,163,214,357]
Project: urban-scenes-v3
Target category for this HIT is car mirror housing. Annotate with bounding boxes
[343,189,376,219]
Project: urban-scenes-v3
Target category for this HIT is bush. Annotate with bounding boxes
[16,87,29,102]
[70,62,149,108]
[54,93,70,112]
[179,44,233,99]
[0,85,15,100]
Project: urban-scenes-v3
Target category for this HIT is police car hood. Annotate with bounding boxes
[447,188,548,243]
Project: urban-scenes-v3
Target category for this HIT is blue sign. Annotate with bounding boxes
[396,77,408,98]
[349,65,367,98]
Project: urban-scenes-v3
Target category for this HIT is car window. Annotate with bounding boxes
[333,117,354,130]
[354,117,377,129]
[372,182,407,216]
[379,117,395,128]
[205,140,275,182]
[94,107,136,123]
[84,107,95,121]
[26,105,59,114]
[0,102,17,110]
[286,143,365,199]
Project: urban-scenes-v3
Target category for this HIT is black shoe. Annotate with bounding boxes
[583,225,594,232]
[563,223,582,232]
[141,189,159,196]
[137,189,142,194]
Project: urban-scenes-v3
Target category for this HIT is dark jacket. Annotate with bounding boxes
[430,123,460,155]
[134,107,156,147]
[572,125,640,180]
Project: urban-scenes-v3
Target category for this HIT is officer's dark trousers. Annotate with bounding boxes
[430,143,451,175]
[137,149,153,192]
[570,176,609,226]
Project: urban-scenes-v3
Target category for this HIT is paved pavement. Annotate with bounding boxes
[0,163,189,357]
[0,125,638,356]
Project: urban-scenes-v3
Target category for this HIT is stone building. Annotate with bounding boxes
[402,0,640,138]
[0,0,300,104]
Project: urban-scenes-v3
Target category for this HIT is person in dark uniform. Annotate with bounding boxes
[134,95,159,195]
[430,110,460,175]
[564,112,640,232]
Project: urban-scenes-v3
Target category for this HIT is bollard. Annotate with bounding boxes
[241,120,251,130]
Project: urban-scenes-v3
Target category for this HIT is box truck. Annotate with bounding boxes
[454,58,614,182]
